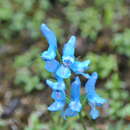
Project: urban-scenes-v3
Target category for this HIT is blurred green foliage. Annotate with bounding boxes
[0,0,127,44]
[104,74,129,119]
[113,29,130,57]
[14,47,50,92]
[1,0,130,129]
[95,0,126,27]
[0,0,51,43]
[50,113,83,130]
[25,112,48,130]
[0,120,7,129]
[108,120,130,130]
[64,6,102,39]
[86,53,118,78]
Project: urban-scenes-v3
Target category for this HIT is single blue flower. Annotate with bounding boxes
[48,90,66,112]
[85,72,107,119]
[70,60,91,78]
[40,24,57,61]
[56,36,76,79]
[63,77,82,118]
[55,35,90,79]
[46,79,66,112]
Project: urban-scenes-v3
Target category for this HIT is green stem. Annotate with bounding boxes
[65,78,71,96]
[93,120,97,130]
[79,112,87,130]
[56,50,61,62]
[65,78,71,88]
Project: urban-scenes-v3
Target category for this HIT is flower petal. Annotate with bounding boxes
[40,24,57,50]
[71,76,81,101]
[69,101,82,112]
[70,60,91,73]
[85,72,98,95]
[46,79,65,90]
[56,64,71,79]
[62,36,76,66]
[90,107,100,120]
[51,90,66,101]
[62,108,78,119]
[48,101,65,112]
[45,59,60,73]
[85,72,107,106]
[63,77,82,118]
[41,47,56,61]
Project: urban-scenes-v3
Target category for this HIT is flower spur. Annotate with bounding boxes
[62,77,82,119]
[40,24,57,61]
[85,72,107,119]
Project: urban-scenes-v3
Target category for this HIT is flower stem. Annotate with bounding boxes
[56,50,61,62]
[79,111,86,130]
[65,78,71,96]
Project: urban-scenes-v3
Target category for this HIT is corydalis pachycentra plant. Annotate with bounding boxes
[40,24,107,120]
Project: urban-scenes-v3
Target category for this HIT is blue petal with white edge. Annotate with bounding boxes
[45,59,60,73]
[70,60,91,73]
[89,106,100,119]
[69,101,82,112]
[62,108,78,119]
[88,94,107,107]
[41,47,56,61]
[56,64,71,79]
[51,90,66,101]
[62,36,76,66]
[85,72,107,106]
[46,79,65,91]
[71,76,81,101]
[40,24,57,50]
[48,101,65,112]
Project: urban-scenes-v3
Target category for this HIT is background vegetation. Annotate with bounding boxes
[0,0,130,129]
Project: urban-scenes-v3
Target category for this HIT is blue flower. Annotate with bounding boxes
[85,72,107,119]
[46,79,66,111]
[63,77,82,118]
[56,36,76,79]
[56,36,90,79]
[70,60,91,78]
[40,24,57,61]
[48,90,66,111]
[39,24,107,119]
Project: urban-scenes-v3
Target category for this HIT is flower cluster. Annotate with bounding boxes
[40,24,107,119]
